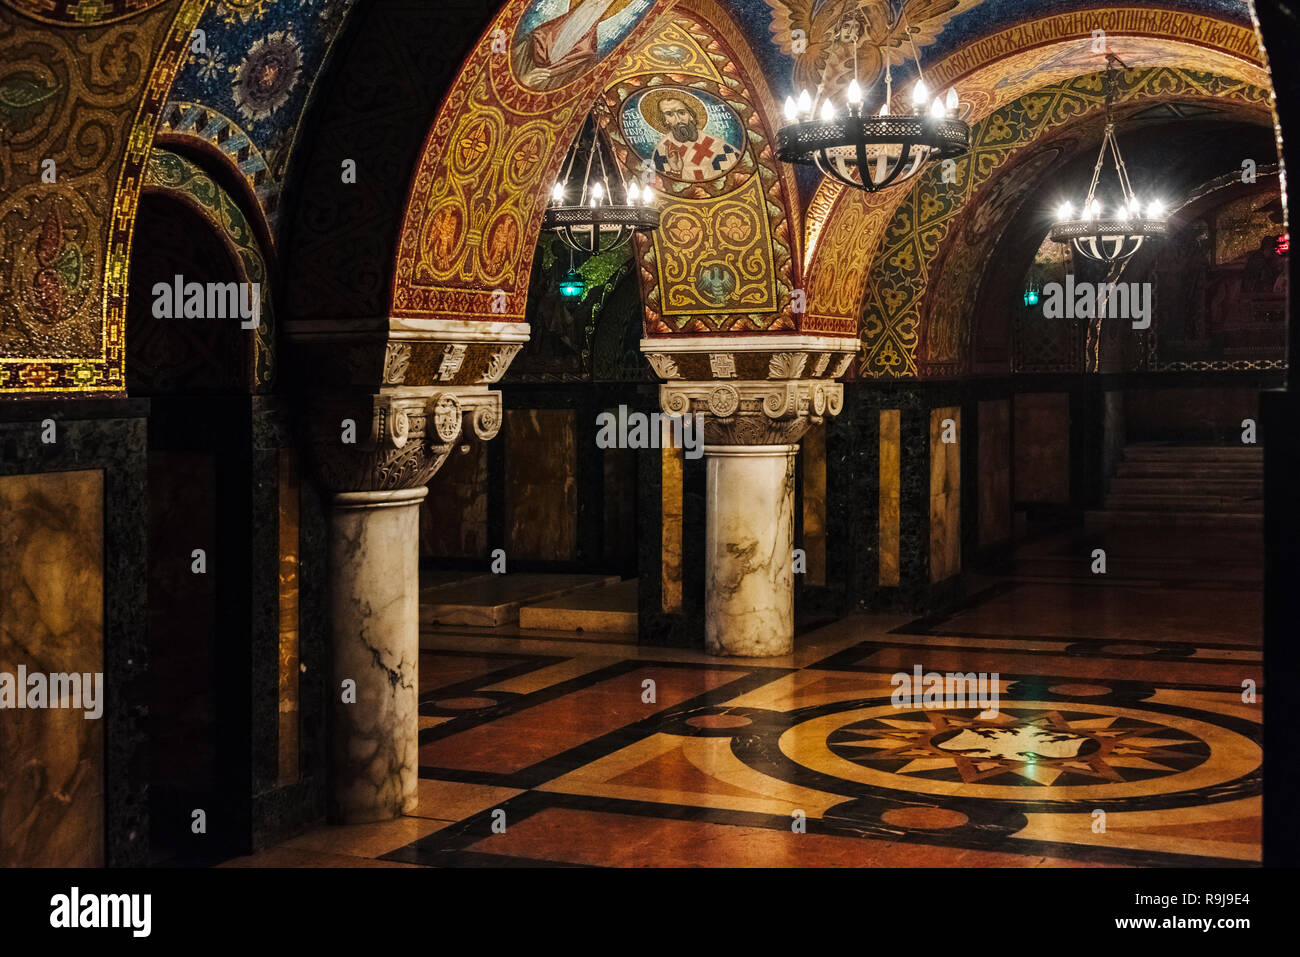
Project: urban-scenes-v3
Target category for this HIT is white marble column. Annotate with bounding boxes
[704,444,799,657]
[328,487,426,823]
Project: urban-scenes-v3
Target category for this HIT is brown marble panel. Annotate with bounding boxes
[0,470,104,867]
[879,410,901,587]
[661,425,683,613]
[1014,393,1070,503]
[277,450,301,787]
[801,427,827,586]
[505,409,577,561]
[929,407,962,583]
[978,399,1012,547]
[421,436,488,558]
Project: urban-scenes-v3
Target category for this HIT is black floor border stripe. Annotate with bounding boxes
[381,786,1258,869]
[418,665,793,789]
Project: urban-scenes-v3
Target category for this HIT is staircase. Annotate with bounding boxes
[1086,443,1264,529]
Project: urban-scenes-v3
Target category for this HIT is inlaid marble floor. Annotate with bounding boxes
[228,528,1262,868]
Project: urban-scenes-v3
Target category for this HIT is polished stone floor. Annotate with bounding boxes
[226,526,1262,868]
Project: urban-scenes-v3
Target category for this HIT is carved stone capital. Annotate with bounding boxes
[659,379,844,447]
[640,335,859,383]
[307,387,502,493]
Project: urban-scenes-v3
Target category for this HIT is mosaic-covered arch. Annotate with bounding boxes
[858,68,1270,378]
[141,146,276,388]
[598,0,804,336]
[390,0,676,325]
[919,91,1277,376]
[801,6,1267,364]
[0,0,208,395]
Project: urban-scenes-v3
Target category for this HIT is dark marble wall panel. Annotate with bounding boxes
[0,402,149,867]
[1102,391,1126,492]
[602,446,638,575]
[1124,386,1260,443]
[978,399,1012,547]
[0,470,105,867]
[1014,392,1071,503]
[421,439,488,559]
[146,451,217,799]
[801,427,828,587]
[505,409,578,562]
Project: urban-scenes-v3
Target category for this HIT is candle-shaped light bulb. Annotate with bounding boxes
[591,181,603,206]
[627,183,640,204]
[1148,199,1165,218]
[820,99,836,121]
[797,89,812,118]
[784,96,797,122]
[552,182,564,204]
[878,101,890,116]
[946,87,959,113]
[847,78,862,105]
[911,79,930,108]
[929,97,946,118]
[1057,202,1074,220]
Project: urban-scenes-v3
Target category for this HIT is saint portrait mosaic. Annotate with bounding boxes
[620,87,745,184]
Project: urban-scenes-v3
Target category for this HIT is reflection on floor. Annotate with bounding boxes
[227,527,1261,868]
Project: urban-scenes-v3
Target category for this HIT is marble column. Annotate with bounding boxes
[705,444,798,656]
[660,375,846,658]
[328,487,426,822]
[308,387,503,821]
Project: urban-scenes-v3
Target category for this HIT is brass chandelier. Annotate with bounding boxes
[776,8,969,192]
[544,111,660,257]
[1050,54,1168,264]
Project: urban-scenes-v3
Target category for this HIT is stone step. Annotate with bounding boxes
[1122,446,1262,462]
[1103,494,1263,510]
[1086,509,1263,530]
[1114,463,1263,478]
[517,579,639,634]
[1107,477,1262,495]
[420,573,622,627]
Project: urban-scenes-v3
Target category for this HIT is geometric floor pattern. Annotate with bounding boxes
[225,528,1262,868]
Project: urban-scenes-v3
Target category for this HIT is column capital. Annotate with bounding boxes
[659,379,845,447]
[306,386,502,494]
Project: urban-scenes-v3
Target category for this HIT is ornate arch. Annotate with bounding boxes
[801,7,1268,364]
[599,0,803,337]
[141,146,276,389]
[389,0,675,325]
[0,0,208,395]
[858,68,1270,378]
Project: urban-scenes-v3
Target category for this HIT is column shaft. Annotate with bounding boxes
[328,488,426,823]
[704,444,798,657]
